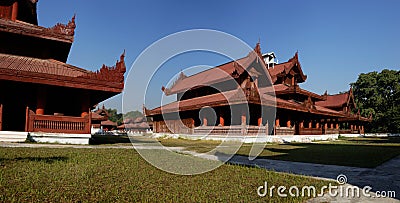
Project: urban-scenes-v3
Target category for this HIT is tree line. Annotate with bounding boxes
[106,109,143,126]
[352,69,399,133]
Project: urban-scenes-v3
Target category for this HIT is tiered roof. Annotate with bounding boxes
[0,16,75,43]
[0,52,125,93]
[146,43,370,122]
[0,1,126,106]
[163,43,266,96]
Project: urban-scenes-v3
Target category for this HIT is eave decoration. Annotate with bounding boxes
[80,51,126,83]
[46,14,76,36]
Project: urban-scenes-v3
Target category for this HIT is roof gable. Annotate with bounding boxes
[268,52,307,84]
[163,43,269,95]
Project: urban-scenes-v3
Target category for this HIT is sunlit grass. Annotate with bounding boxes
[159,137,400,168]
[0,147,333,202]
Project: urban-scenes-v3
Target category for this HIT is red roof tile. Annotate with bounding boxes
[0,52,125,93]
[101,120,117,126]
[165,50,307,96]
[91,112,107,121]
[0,53,88,77]
[148,87,346,117]
[165,57,249,95]
[0,18,74,43]
[316,90,355,109]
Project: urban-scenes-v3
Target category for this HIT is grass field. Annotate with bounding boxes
[159,136,400,168]
[0,147,333,202]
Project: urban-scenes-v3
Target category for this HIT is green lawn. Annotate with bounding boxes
[0,147,333,202]
[158,137,222,153]
[159,136,400,168]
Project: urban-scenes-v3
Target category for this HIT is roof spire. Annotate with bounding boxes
[120,49,125,62]
[254,41,262,56]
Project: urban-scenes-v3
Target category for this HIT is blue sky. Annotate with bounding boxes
[38,0,400,112]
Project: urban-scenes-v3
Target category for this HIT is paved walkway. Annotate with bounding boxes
[1,142,399,202]
[228,155,400,202]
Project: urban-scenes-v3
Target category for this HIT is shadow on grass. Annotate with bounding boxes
[90,135,157,145]
[0,156,68,164]
[90,135,131,145]
[236,143,400,168]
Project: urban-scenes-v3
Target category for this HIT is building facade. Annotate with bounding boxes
[145,43,370,136]
[0,0,125,135]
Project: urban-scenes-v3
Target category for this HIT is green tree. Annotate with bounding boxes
[107,108,123,125]
[124,110,143,120]
[351,69,400,133]
[105,109,144,125]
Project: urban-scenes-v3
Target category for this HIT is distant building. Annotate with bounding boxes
[91,106,119,133]
[145,42,370,136]
[118,116,152,133]
[0,1,125,141]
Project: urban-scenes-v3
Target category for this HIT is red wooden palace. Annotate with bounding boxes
[0,0,125,134]
[145,43,370,136]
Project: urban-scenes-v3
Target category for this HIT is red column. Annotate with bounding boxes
[308,121,312,128]
[275,118,280,127]
[219,115,225,127]
[336,123,339,129]
[300,121,304,128]
[286,120,291,128]
[258,117,262,126]
[203,117,208,126]
[241,114,246,125]
[11,2,18,21]
[316,122,320,129]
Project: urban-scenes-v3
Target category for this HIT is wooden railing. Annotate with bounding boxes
[299,128,322,135]
[339,129,360,134]
[324,128,340,134]
[275,127,295,135]
[194,125,268,136]
[26,108,91,134]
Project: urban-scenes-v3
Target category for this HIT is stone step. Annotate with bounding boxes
[0,131,28,142]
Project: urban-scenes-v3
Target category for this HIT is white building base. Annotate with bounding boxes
[152,133,340,143]
[29,132,91,145]
[0,131,28,142]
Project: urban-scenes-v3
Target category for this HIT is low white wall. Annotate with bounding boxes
[339,134,363,138]
[152,133,340,143]
[29,132,91,145]
[0,131,28,142]
[364,133,400,137]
